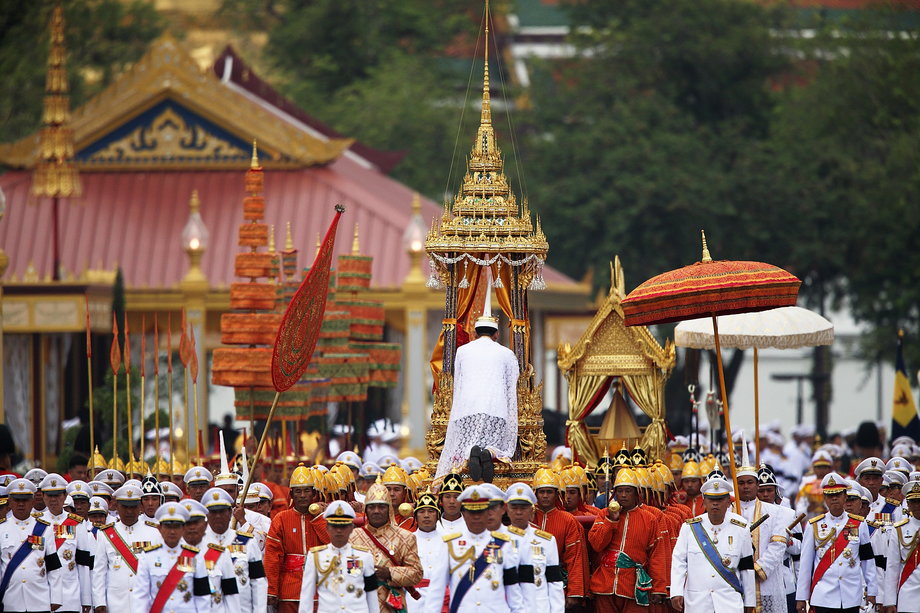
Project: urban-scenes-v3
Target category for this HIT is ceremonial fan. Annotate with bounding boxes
[674,306,833,465]
[621,231,801,512]
[233,204,345,523]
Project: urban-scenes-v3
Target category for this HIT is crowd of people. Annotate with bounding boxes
[3,418,920,613]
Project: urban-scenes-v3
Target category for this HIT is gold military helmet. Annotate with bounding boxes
[613,467,639,489]
[570,464,588,487]
[151,456,171,478]
[654,460,674,487]
[90,447,108,472]
[382,465,408,488]
[649,468,666,493]
[107,455,125,473]
[171,458,187,477]
[289,463,315,489]
[533,465,560,490]
[699,454,718,476]
[680,460,702,480]
[634,467,651,490]
[364,482,391,506]
[668,452,684,473]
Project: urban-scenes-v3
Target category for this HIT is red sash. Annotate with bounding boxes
[149,546,198,613]
[203,544,224,570]
[899,533,920,590]
[811,516,860,593]
[360,526,421,600]
[54,514,82,550]
[101,525,139,574]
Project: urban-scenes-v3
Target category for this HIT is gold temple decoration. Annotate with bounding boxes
[557,256,675,465]
[424,0,548,483]
[31,3,81,200]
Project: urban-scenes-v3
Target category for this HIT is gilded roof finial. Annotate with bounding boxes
[700,230,712,262]
[411,192,421,215]
[285,221,294,251]
[481,0,491,129]
[251,139,259,169]
[189,189,200,214]
[268,224,276,253]
[351,223,360,255]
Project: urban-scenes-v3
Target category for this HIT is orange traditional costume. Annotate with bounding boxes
[532,467,590,600]
[264,465,329,613]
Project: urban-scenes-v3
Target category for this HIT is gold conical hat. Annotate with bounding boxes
[634,467,651,489]
[532,466,559,490]
[152,456,170,477]
[365,482,391,506]
[699,455,717,475]
[289,463,314,488]
[559,467,579,490]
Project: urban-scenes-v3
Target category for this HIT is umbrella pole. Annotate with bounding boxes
[754,347,760,467]
[711,315,740,514]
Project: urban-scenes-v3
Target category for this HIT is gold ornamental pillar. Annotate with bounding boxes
[402,194,429,454]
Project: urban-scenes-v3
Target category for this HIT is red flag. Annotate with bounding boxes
[152,315,159,376]
[123,313,131,373]
[140,314,146,378]
[179,310,191,368]
[189,325,199,384]
[271,205,344,392]
[85,296,92,359]
[167,313,173,374]
[110,314,121,375]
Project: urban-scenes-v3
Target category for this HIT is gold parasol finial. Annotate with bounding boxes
[481,0,491,129]
[315,232,321,258]
[899,328,906,338]
[700,230,712,263]
[351,223,360,255]
[268,224,276,253]
[285,221,294,252]
[251,139,260,169]
[189,189,201,214]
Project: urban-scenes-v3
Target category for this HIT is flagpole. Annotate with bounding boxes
[168,313,175,470]
[154,315,160,463]
[124,313,134,468]
[140,314,147,464]
[111,314,120,466]
[233,391,281,529]
[190,324,201,464]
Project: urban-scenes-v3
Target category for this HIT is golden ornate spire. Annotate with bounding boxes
[700,230,712,262]
[251,139,259,169]
[351,223,360,255]
[285,221,294,251]
[32,2,81,200]
[425,0,547,260]
[268,224,276,253]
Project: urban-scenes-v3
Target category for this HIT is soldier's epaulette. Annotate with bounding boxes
[534,529,553,540]
[887,497,901,506]
[207,543,225,552]
[685,517,702,524]
[894,518,910,528]
[730,518,747,528]
[491,530,510,541]
[236,530,254,538]
[508,526,526,536]
[181,544,199,553]
[145,520,158,528]
[867,520,880,529]
[352,544,370,553]
[0,517,7,525]
[808,514,826,525]
[309,544,328,553]
[35,517,50,526]
[31,511,43,518]
[847,513,865,522]
[442,532,462,542]
[144,543,162,553]
[68,513,84,523]
[101,522,115,530]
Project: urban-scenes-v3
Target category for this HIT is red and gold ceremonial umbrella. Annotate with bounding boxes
[621,231,801,511]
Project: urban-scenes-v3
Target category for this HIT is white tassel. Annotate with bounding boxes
[493,275,503,289]
[458,276,469,289]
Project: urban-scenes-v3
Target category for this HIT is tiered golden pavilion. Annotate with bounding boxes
[424,8,549,482]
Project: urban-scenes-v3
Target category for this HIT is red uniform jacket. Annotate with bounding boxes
[264,508,329,601]
[587,504,668,599]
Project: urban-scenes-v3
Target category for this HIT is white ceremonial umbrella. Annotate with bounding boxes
[674,306,834,464]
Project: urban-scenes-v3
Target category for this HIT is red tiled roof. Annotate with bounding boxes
[0,155,576,290]
[213,46,407,174]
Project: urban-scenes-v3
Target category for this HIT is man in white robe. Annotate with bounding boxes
[436,293,519,481]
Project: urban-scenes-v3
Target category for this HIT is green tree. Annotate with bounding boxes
[0,0,163,144]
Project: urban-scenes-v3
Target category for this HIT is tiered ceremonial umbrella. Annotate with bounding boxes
[621,231,801,511]
[674,306,833,464]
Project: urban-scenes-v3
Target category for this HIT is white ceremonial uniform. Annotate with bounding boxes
[794,511,877,609]
[443,528,525,613]
[133,541,210,613]
[883,515,920,611]
[773,503,801,605]
[238,510,268,552]
[195,543,242,613]
[670,511,756,612]
[508,525,564,613]
[0,515,64,610]
[406,528,448,613]
[297,542,379,613]
[42,509,94,612]
[204,527,267,613]
[438,515,466,534]
[738,498,787,613]
[91,518,163,613]
[436,336,519,477]
[866,507,894,610]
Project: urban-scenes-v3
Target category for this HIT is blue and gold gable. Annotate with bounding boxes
[0,35,352,171]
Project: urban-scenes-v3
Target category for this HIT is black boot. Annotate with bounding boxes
[480,447,494,483]
[468,445,483,482]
